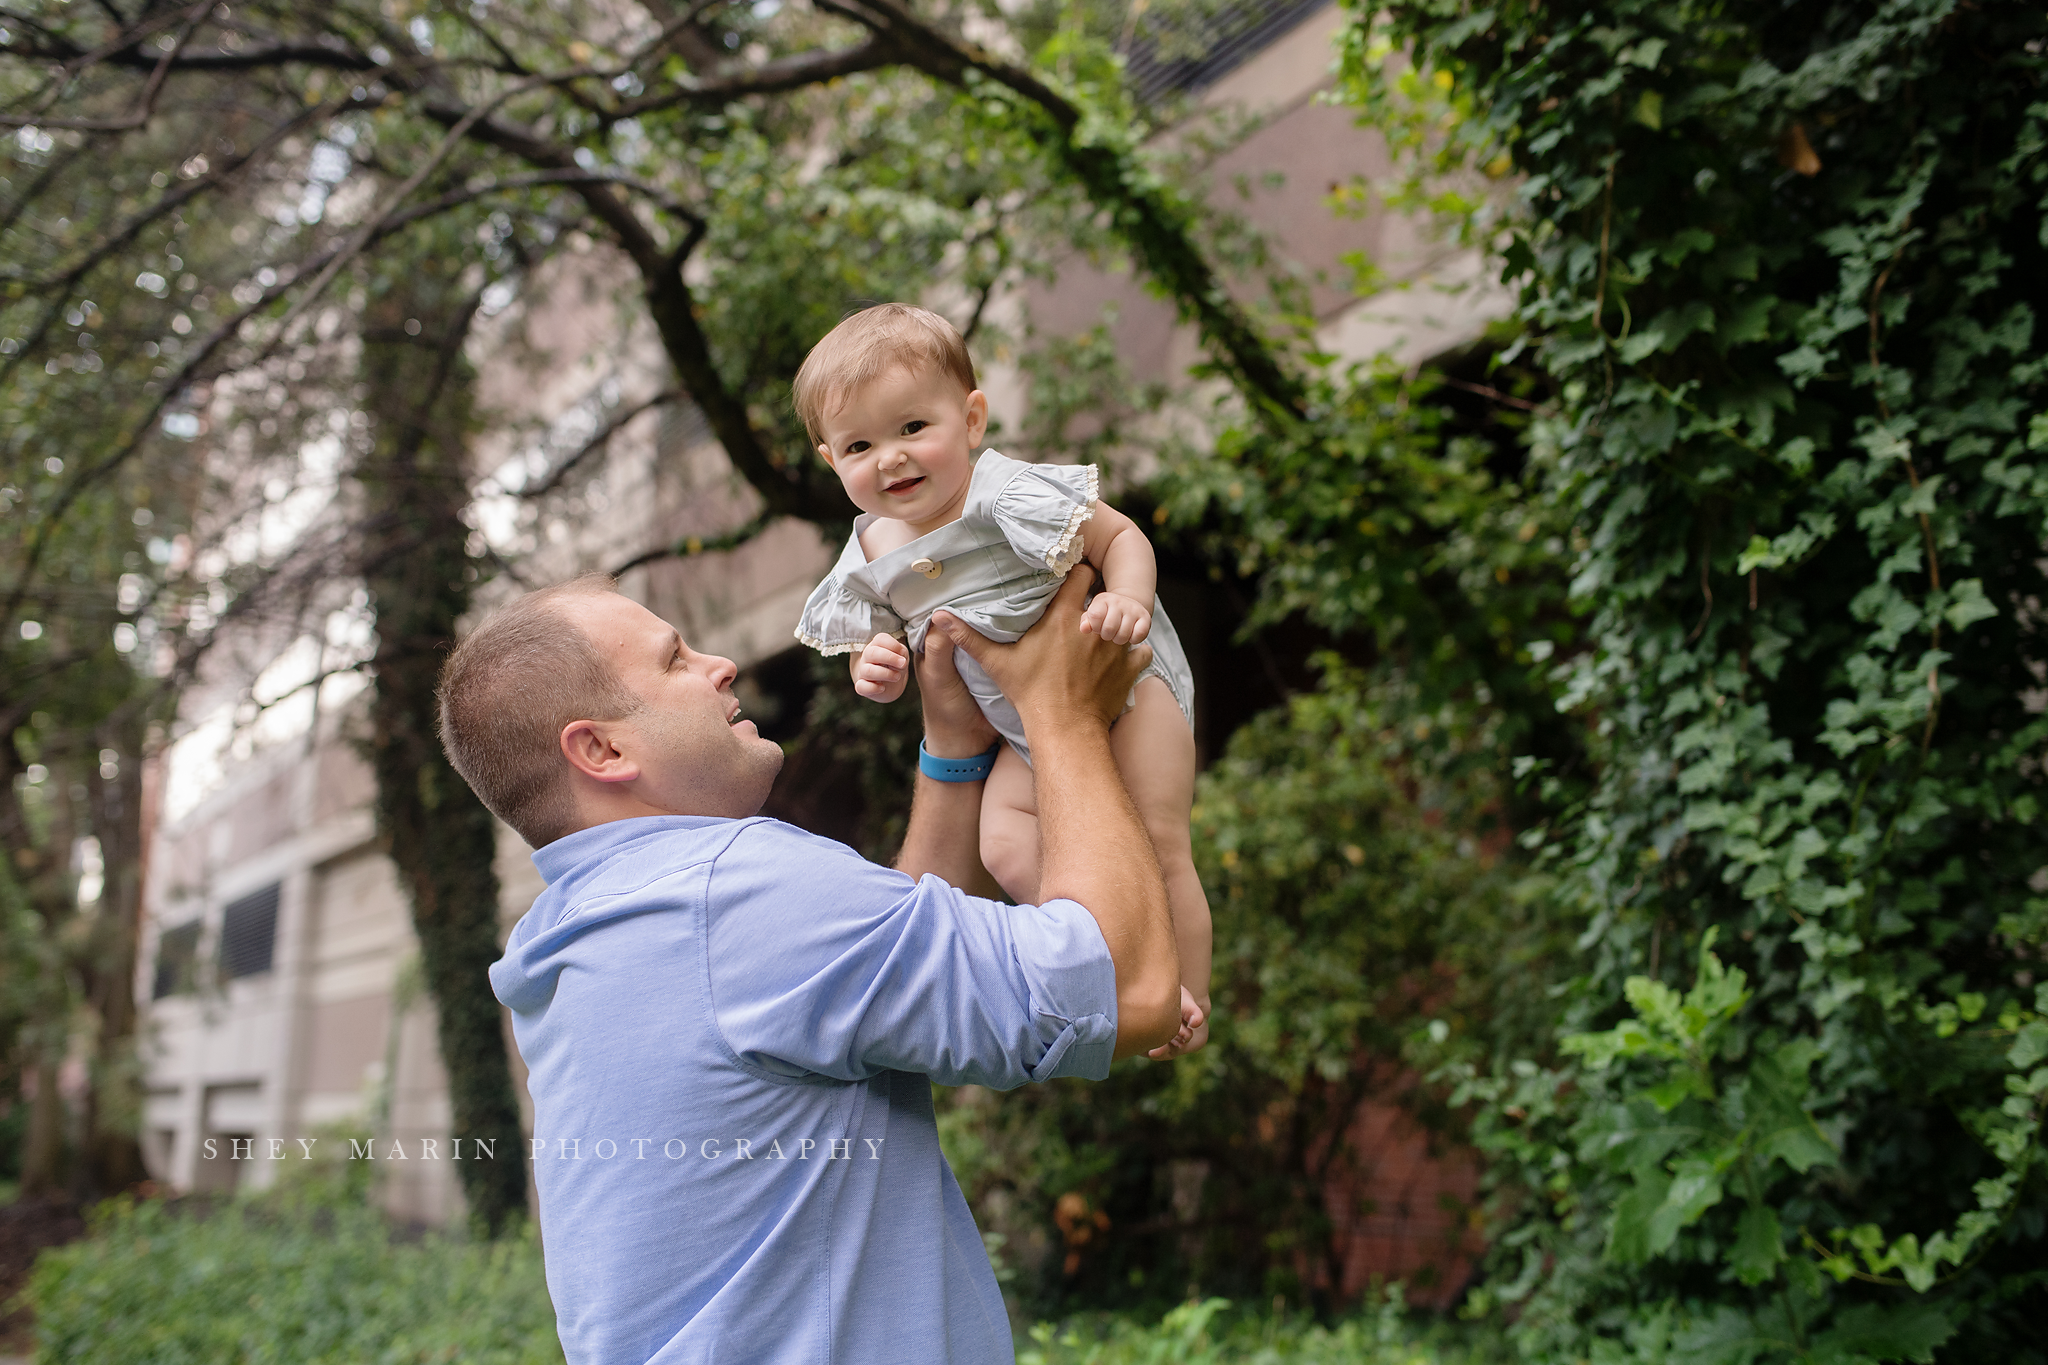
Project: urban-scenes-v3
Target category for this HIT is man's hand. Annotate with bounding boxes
[931,568,1150,734]
[1080,590,1152,646]
[913,629,999,759]
[929,568,1179,1058]
[853,633,911,702]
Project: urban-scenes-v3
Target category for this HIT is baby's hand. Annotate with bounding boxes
[853,633,910,702]
[1080,591,1152,646]
[1146,987,1209,1060]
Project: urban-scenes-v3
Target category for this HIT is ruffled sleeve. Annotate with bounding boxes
[795,533,903,656]
[986,459,1100,576]
[795,574,902,656]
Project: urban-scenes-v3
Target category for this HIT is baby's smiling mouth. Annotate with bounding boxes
[883,475,925,495]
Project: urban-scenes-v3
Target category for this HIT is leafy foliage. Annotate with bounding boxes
[25,1175,562,1364]
[939,662,1562,1312]
[1155,359,1565,750]
[1020,1289,1508,1365]
[1332,0,2048,1357]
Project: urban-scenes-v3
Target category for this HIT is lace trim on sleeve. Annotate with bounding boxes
[1042,464,1100,575]
[793,626,867,658]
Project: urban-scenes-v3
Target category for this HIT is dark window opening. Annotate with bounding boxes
[152,920,201,999]
[1118,0,1331,107]
[217,883,281,980]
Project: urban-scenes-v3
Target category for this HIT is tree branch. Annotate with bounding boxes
[381,168,704,240]
[3,149,553,623]
[517,387,678,499]
[0,95,354,392]
[424,100,843,522]
[609,510,778,577]
[0,0,211,131]
[813,0,1308,424]
[616,34,902,116]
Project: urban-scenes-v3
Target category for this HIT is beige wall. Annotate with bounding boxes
[139,722,537,1224]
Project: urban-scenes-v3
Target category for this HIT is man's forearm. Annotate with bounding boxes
[1029,718,1179,1057]
[896,771,1002,898]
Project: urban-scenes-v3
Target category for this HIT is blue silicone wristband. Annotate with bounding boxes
[918,738,1002,783]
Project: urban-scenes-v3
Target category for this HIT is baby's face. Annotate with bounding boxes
[815,364,988,534]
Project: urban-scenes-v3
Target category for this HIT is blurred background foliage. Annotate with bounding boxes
[3,0,2045,1361]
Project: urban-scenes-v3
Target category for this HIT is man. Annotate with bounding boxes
[436,568,1180,1364]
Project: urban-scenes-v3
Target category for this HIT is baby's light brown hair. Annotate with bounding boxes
[792,303,978,444]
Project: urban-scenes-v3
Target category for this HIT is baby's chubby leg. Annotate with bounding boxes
[979,744,1042,905]
[1110,677,1211,1058]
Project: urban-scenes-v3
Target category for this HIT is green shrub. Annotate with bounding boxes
[1020,1292,1509,1365]
[24,1177,561,1365]
[939,661,1564,1314]
[1335,0,2048,1358]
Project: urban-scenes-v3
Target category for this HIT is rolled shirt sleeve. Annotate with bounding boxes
[705,823,1117,1088]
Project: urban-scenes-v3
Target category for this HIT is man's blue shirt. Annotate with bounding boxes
[490,815,1119,1365]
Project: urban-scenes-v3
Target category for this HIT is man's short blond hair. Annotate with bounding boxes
[437,574,644,849]
[792,303,978,444]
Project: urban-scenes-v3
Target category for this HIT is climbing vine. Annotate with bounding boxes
[1331,0,2048,1358]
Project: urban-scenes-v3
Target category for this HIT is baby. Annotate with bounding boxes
[793,304,1210,1058]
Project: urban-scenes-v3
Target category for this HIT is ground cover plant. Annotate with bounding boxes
[1021,1290,1509,1365]
[22,1172,562,1364]
[19,1171,1507,1365]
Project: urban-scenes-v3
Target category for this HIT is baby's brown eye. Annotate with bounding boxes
[847,440,870,454]
[902,420,926,435]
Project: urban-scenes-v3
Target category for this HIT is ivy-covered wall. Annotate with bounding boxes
[1333,0,2048,1358]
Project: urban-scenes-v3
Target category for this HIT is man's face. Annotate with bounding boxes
[815,364,988,536]
[570,593,784,819]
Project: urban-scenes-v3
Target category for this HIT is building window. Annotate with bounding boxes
[1120,0,1331,107]
[152,921,201,999]
[217,883,281,980]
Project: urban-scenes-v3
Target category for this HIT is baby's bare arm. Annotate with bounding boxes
[1080,502,1156,603]
[1078,503,1157,645]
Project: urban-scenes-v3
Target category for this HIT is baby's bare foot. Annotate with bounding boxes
[1147,987,1208,1059]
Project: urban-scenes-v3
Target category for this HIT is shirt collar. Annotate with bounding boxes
[531,814,736,886]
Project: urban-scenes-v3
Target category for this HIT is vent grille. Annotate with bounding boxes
[1119,0,1332,107]
[217,883,281,980]
[152,921,201,1000]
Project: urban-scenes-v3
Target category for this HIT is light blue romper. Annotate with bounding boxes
[795,450,1195,766]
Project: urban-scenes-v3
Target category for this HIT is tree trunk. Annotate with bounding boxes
[355,259,526,1236]
[79,707,150,1195]
[18,1056,64,1199]
[10,751,78,1200]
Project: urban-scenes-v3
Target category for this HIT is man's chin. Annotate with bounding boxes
[737,744,786,817]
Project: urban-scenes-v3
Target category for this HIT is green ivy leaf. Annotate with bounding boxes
[1748,1047,1837,1175]
[1645,1154,1728,1255]
[1942,578,1998,632]
[2011,1020,2048,1071]
[1729,1203,1785,1286]
[1606,1164,1672,1265]
[1808,1302,1955,1364]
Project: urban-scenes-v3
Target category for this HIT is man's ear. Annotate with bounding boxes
[965,389,989,447]
[560,718,640,785]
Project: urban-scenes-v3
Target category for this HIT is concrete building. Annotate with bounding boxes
[137,0,1504,1279]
